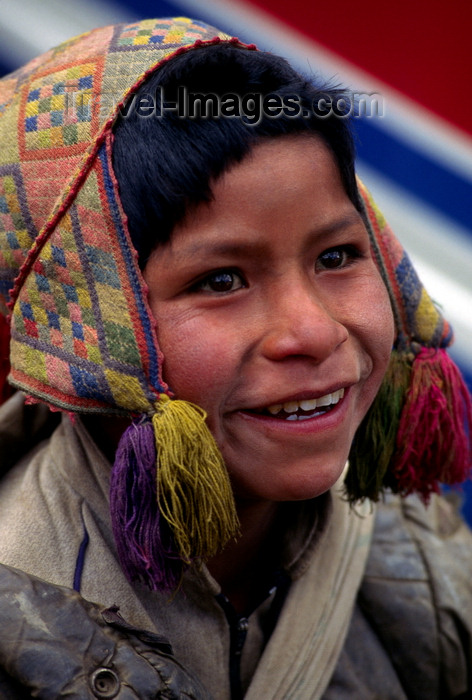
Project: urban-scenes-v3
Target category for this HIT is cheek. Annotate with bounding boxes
[358,278,395,383]
[372,280,395,353]
[335,271,394,397]
[156,317,235,410]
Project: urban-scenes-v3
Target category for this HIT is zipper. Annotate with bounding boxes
[215,569,291,700]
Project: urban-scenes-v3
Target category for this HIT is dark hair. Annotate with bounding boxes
[112,43,360,267]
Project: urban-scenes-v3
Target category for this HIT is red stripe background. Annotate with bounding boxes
[249,0,472,137]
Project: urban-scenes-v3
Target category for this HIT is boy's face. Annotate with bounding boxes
[144,135,394,504]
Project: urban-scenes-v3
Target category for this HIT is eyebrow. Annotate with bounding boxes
[171,211,364,262]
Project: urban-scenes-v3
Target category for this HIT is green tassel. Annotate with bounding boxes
[152,395,240,564]
[345,351,412,502]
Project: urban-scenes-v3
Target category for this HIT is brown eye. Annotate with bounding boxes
[318,249,346,269]
[198,270,245,293]
[316,245,360,271]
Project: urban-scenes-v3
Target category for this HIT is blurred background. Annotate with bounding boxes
[1,0,472,520]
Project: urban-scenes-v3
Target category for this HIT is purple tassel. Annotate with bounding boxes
[109,418,183,592]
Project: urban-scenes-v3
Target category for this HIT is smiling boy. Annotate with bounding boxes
[0,17,471,700]
[144,135,393,504]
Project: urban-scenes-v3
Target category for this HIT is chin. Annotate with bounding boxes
[232,458,348,504]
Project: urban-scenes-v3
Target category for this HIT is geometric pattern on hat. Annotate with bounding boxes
[111,17,217,51]
[9,137,165,414]
[20,61,98,158]
[357,179,452,351]
[0,163,38,315]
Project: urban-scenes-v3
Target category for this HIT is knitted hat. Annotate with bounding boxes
[0,18,470,591]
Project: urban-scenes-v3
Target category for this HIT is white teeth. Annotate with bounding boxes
[316,393,333,408]
[299,398,319,411]
[266,388,344,417]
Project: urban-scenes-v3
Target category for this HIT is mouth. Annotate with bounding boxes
[251,388,345,421]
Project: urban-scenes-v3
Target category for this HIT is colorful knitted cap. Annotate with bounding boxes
[0,18,470,591]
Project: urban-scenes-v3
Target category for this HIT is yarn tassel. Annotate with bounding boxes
[152,395,240,564]
[110,418,180,591]
[346,350,411,502]
[392,347,472,500]
[110,395,239,592]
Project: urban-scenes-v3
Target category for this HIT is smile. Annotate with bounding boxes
[258,388,345,421]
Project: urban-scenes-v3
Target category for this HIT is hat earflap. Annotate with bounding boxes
[346,346,472,503]
[110,394,240,592]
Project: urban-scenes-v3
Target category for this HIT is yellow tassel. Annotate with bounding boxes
[152,394,240,564]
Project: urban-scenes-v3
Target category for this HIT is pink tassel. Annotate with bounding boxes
[109,419,184,592]
[393,348,472,500]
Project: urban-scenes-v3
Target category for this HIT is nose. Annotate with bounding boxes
[259,280,348,363]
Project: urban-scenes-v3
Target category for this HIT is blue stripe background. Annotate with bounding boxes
[354,118,472,236]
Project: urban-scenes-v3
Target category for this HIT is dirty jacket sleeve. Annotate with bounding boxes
[0,561,213,700]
